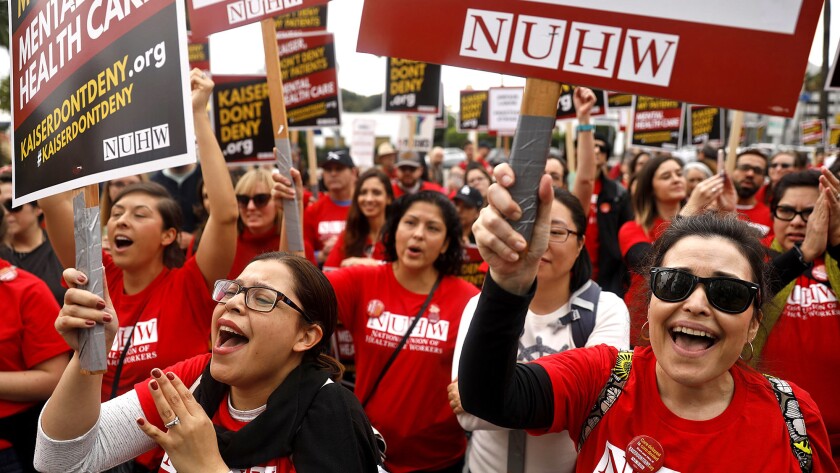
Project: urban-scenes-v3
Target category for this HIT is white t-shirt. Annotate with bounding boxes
[452,280,630,473]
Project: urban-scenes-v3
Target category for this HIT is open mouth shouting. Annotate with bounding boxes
[112,235,134,251]
[670,326,719,354]
[214,319,249,354]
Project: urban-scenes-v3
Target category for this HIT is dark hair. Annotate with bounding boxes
[250,252,344,380]
[770,150,807,170]
[646,212,770,313]
[546,155,568,188]
[736,148,769,165]
[382,191,464,276]
[594,133,612,157]
[629,151,652,178]
[112,182,185,268]
[552,188,592,292]
[631,155,683,235]
[344,169,394,258]
[465,162,492,183]
[770,170,820,213]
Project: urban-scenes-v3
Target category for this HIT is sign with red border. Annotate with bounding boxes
[188,0,328,38]
[358,0,821,117]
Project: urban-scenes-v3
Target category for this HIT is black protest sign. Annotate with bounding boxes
[213,76,275,165]
[688,105,724,145]
[11,0,194,204]
[385,59,441,113]
[278,33,341,128]
[188,32,210,71]
[607,92,634,109]
[556,85,607,121]
[459,90,489,132]
[458,244,485,289]
[631,96,684,150]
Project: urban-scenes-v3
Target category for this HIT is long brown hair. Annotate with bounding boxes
[112,182,184,268]
[344,169,394,258]
[631,156,682,236]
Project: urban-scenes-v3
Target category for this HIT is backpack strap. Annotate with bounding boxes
[763,374,813,473]
[577,350,633,451]
[570,281,601,348]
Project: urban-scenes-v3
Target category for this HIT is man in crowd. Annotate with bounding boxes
[377,142,398,179]
[427,146,445,186]
[304,149,357,266]
[459,140,493,172]
[151,162,202,249]
[392,150,445,198]
[731,149,773,238]
[451,185,483,245]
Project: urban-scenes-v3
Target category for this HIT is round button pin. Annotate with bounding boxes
[625,435,665,472]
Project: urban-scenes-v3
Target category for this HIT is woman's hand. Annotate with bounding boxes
[473,164,553,295]
[801,190,829,263]
[681,174,728,216]
[573,87,597,121]
[190,68,214,115]
[819,168,840,247]
[272,167,301,203]
[447,379,464,415]
[136,369,228,473]
[55,268,118,353]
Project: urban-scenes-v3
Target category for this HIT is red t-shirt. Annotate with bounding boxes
[303,195,350,253]
[736,200,774,240]
[103,252,214,401]
[532,345,837,472]
[458,157,493,173]
[618,218,669,346]
[391,180,447,200]
[761,259,840,465]
[0,261,69,449]
[228,229,316,279]
[135,354,296,473]
[327,264,479,473]
[322,231,386,272]
[584,180,603,281]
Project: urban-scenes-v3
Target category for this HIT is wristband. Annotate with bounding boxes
[577,124,595,132]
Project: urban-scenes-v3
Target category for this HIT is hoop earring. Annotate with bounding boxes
[640,321,650,341]
[740,341,754,362]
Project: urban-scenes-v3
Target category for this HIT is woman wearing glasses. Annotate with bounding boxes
[448,188,629,473]
[35,253,381,472]
[757,150,807,205]
[756,169,840,465]
[459,165,837,472]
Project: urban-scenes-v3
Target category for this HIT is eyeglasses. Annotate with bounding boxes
[548,226,579,243]
[773,205,813,223]
[236,194,271,208]
[735,164,766,176]
[769,162,793,170]
[2,199,23,213]
[212,279,312,323]
[649,267,758,314]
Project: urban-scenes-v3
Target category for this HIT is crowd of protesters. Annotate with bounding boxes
[0,75,836,473]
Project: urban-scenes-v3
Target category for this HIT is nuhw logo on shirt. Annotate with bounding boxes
[317,220,346,239]
[592,441,679,473]
[366,312,450,341]
[110,318,159,351]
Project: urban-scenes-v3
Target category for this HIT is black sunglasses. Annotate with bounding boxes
[236,194,271,208]
[649,267,759,314]
[2,199,23,213]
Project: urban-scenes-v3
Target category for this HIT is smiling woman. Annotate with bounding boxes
[34,253,382,472]
[459,164,837,471]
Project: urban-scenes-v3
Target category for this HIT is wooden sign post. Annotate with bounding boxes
[261,19,304,253]
[725,111,745,173]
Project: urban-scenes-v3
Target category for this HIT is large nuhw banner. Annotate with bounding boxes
[11,0,195,205]
[188,0,328,38]
[358,0,823,117]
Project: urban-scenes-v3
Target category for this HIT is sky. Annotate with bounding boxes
[208,0,840,112]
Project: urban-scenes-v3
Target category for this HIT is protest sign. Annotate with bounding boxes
[275,5,328,34]
[631,96,684,150]
[556,85,607,121]
[350,118,377,168]
[459,90,489,132]
[488,87,524,135]
[188,0,328,38]
[458,244,485,288]
[687,105,724,146]
[212,75,275,165]
[385,59,441,114]
[358,0,822,117]
[397,114,435,151]
[11,0,195,205]
[435,84,447,129]
[800,119,826,147]
[278,33,341,129]
[829,124,840,151]
[188,32,210,71]
[608,92,634,109]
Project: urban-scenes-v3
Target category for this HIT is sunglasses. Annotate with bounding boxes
[735,164,766,176]
[236,194,271,208]
[2,199,23,213]
[649,267,759,314]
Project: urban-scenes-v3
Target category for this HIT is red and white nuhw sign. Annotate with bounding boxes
[188,0,329,38]
[358,0,822,117]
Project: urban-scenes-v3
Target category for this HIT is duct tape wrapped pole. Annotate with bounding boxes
[73,185,107,374]
[507,79,563,243]
[261,18,304,253]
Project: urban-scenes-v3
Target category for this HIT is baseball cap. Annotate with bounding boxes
[377,142,396,156]
[396,150,422,168]
[452,185,483,209]
[321,149,355,169]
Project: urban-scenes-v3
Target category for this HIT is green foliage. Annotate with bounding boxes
[341,89,382,112]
